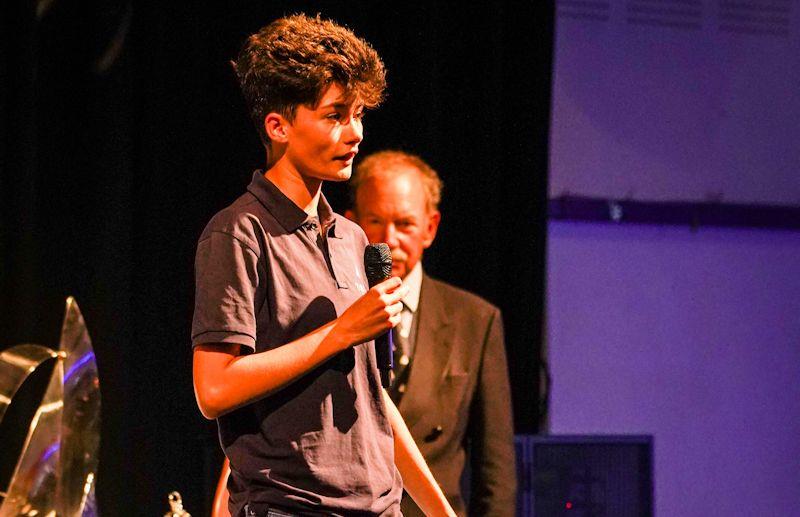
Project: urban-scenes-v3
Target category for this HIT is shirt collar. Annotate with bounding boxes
[402,262,423,313]
[247,170,337,235]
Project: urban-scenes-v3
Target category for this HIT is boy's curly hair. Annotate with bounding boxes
[234,14,386,147]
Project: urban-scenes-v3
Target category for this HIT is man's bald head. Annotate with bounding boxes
[347,150,443,279]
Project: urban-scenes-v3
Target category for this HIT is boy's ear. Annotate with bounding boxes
[264,113,289,143]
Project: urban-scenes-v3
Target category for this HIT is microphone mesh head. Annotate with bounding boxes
[364,243,392,286]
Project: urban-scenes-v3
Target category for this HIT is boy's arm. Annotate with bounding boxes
[212,457,231,517]
[382,389,457,517]
[194,320,343,419]
[193,277,407,419]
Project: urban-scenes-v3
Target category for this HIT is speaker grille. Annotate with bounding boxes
[515,435,653,517]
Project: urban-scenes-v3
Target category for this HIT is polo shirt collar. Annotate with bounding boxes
[247,170,337,235]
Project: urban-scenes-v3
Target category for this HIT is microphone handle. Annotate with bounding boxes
[375,329,394,388]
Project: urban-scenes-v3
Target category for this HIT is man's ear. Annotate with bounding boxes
[344,209,357,222]
[264,113,289,143]
[422,210,441,249]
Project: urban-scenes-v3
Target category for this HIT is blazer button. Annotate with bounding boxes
[424,425,443,443]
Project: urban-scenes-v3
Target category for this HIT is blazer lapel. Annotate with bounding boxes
[398,275,453,430]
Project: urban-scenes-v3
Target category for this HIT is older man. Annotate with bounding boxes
[345,150,517,517]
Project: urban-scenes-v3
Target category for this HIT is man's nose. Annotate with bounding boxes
[383,223,399,248]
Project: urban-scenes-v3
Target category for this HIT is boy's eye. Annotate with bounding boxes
[326,109,364,123]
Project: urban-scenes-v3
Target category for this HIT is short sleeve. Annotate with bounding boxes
[191,230,260,350]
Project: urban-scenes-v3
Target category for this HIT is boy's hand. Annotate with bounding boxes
[334,276,408,349]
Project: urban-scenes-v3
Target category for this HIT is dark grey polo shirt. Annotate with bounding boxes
[192,171,402,516]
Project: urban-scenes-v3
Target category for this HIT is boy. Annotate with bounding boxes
[191,14,454,517]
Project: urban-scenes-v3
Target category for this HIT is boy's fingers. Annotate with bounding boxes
[374,276,402,294]
[386,284,409,303]
[387,301,403,316]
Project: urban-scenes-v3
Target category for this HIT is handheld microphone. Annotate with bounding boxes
[364,243,394,388]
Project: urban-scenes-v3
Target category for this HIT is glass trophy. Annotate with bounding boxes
[0,297,101,516]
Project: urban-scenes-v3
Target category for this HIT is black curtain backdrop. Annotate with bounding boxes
[1,1,553,514]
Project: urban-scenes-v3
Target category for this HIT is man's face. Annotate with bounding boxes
[283,83,364,182]
[348,168,441,279]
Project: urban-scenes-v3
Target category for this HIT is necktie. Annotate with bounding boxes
[390,326,411,404]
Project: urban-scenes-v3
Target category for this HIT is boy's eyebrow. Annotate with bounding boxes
[319,101,364,110]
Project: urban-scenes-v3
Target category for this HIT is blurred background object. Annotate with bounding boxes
[0,298,100,516]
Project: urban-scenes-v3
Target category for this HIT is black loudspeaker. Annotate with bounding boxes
[515,435,653,517]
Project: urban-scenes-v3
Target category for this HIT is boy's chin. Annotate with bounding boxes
[328,166,353,182]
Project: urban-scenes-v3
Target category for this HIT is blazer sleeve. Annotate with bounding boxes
[467,308,517,516]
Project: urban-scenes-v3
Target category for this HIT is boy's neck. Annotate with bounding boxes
[264,161,322,218]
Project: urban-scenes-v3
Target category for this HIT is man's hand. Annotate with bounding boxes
[332,276,408,349]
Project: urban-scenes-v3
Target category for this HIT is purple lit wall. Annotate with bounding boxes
[547,222,800,516]
[547,3,800,515]
[549,1,800,206]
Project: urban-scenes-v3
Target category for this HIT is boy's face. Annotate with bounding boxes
[283,83,364,183]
